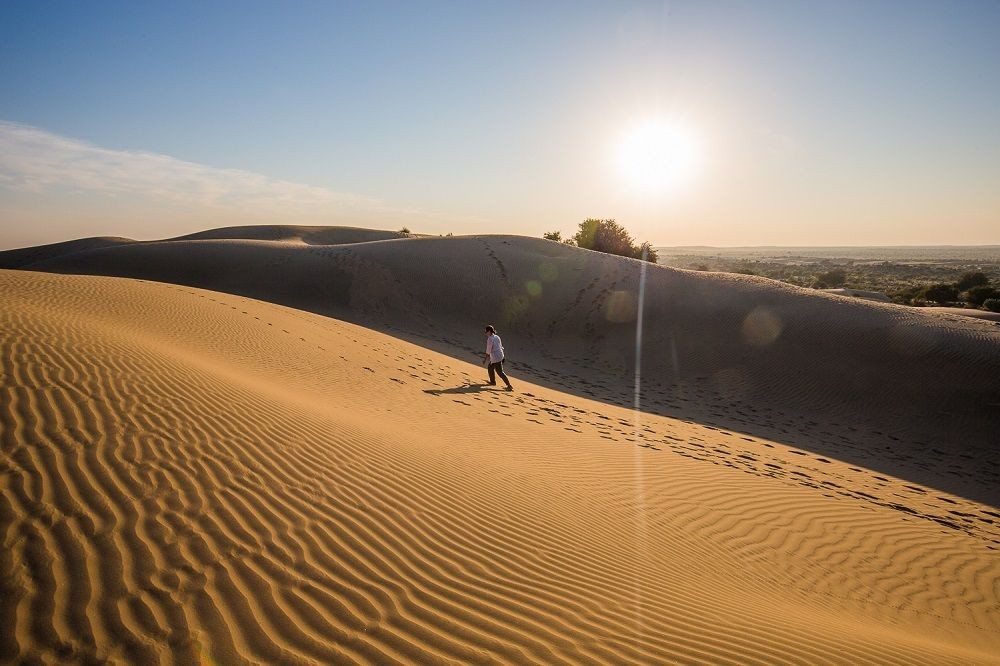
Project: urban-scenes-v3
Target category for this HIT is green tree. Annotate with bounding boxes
[956,271,989,290]
[983,298,1000,313]
[964,285,997,306]
[891,285,923,305]
[638,241,659,264]
[920,283,959,304]
[542,230,562,241]
[571,218,657,263]
[817,269,847,288]
[572,218,601,250]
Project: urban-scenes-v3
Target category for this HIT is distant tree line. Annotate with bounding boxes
[660,253,1000,312]
[726,263,999,311]
[544,219,658,263]
[894,271,1000,311]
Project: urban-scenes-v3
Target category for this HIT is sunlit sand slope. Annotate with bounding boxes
[4,229,998,504]
[1,270,997,664]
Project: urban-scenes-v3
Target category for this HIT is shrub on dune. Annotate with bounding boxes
[571,218,658,263]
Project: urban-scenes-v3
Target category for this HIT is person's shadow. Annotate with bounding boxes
[423,382,502,396]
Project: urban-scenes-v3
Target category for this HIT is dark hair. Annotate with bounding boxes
[485,325,495,333]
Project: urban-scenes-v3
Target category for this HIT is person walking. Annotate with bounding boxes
[483,325,513,390]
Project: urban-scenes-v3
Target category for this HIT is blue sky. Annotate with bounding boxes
[2,1,999,248]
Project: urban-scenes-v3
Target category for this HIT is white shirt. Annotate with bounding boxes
[486,333,505,363]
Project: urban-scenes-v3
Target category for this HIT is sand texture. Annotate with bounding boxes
[3,228,998,504]
[2,265,999,664]
[920,306,1000,322]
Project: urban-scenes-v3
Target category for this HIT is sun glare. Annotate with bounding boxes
[616,120,701,193]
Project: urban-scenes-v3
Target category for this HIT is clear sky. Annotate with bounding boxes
[2,0,999,249]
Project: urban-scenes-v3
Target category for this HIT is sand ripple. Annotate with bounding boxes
[1,270,997,664]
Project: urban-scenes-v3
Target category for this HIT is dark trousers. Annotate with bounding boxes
[488,359,512,387]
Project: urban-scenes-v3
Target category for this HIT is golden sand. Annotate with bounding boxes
[1,267,997,664]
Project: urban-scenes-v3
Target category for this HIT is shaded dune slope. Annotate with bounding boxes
[171,225,411,245]
[0,225,407,270]
[0,236,136,269]
[3,229,998,504]
[1,270,998,664]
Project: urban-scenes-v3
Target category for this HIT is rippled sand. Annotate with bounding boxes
[2,268,997,664]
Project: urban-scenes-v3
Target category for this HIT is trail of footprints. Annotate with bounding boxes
[162,283,1000,549]
[422,381,1000,545]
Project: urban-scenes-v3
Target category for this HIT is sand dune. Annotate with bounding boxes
[2,269,998,664]
[0,225,406,271]
[819,287,891,302]
[3,228,998,506]
[172,225,412,245]
[921,306,1000,323]
[0,236,136,269]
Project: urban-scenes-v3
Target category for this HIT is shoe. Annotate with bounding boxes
[487,382,497,386]
[505,385,514,391]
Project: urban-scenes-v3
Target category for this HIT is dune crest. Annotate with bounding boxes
[3,227,998,505]
[1,269,998,664]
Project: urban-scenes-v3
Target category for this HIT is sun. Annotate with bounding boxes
[616,120,701,193]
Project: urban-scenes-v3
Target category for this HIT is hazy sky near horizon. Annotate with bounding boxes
[2,0,999,249]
